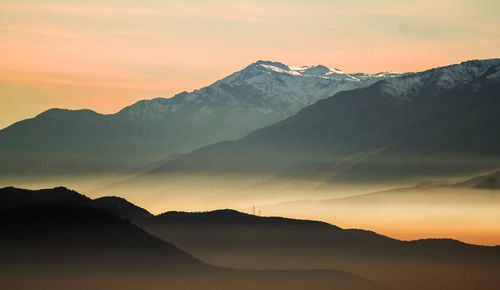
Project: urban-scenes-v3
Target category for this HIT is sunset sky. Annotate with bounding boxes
[1,0,499,129]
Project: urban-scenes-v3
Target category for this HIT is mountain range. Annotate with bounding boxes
[3,59,499,183]
[0,61,396,175]
[140,208,500,290]
[245,169,500,247]
[152,59,500,182]
[0,186,386,290]
[1,186,499,290]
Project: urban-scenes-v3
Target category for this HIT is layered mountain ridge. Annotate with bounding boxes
[1,186,499,290]
[153,59,500,181]
[0,60,397,174]
[0,186,387,290]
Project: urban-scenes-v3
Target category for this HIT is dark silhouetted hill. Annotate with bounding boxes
[0,204,199,269]
[0,186,91,209]
[139,209,500,290]
[92,196,153,220]
[0,186,152,220]
[3,186,499,289]
[0,187,387,290]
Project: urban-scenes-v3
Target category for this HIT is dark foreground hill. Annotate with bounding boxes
[0,204,199,269]
[139,209,500,290]
[3,186,500,290]
[0,186,153,220]
[0,187,385,290]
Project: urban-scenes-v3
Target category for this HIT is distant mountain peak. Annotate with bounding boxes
[301,65,340,75]
[242,61,405,83]
[246,60,347,78]
[0,58,399,175]
[254,60,290,70]
[35,108,102,120]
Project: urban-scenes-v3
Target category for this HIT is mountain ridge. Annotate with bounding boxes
[0,60,397,175]
[0,186,153,220]
[139,201,500,290]
[150,58,500,181]
[2,186,499,290]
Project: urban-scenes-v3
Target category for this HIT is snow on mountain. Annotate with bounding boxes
[379,59,500,99]
[0,60,401,174]
[153,59,500,181]
[118,60,399,124]
[2,59,498,175]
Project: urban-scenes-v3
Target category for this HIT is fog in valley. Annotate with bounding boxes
[3,166,500,246]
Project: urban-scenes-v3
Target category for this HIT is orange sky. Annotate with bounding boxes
[1,0,499,128]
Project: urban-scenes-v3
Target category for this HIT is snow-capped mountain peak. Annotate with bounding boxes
[249,60,348,79]
[118,60,401,123]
